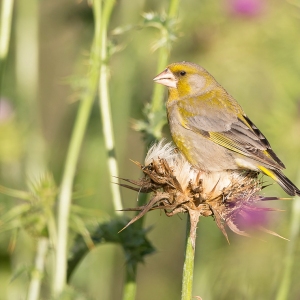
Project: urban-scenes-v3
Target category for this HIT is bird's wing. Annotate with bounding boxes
[177,98,285,170]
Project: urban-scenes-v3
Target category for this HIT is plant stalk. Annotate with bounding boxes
[168,0,180,18]
[275,173,300,300]
[181,213,198,300]
[52,1,102,295]
[0,0,14,91]
[27,238,49,300]
[123,1,181,299]
[0,0,14,59]
[122,264,137,300]
[98,0,123,214]
[150,0,180,114]
[15,0,45,176]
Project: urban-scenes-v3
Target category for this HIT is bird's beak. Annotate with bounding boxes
[153,68,177,88]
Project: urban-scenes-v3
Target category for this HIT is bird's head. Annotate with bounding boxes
[153,61,217,98]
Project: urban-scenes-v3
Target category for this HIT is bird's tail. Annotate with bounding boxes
[258,166,300,196]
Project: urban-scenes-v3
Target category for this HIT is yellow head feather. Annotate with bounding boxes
[167,61,218,100]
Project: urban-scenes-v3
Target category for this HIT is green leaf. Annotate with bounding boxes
[0,185,32,201]
[0,203,31,226]
[67,217,155,281]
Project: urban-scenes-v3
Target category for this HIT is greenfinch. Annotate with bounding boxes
[153,61,300,196]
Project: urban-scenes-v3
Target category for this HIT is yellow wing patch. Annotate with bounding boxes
[257,165,277,181]
[208,132,250,157]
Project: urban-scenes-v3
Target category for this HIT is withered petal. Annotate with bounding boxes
[210,207,230,244]
[257,226,289,241]
[226,218,251,238]
[241,204,285,212]
[119,193,170,233]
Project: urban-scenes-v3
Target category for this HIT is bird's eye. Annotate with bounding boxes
[180,71,186,76]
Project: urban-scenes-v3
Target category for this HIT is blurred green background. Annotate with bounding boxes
[1,0,300,299]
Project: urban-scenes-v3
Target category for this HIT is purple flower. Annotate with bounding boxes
[0,98,14,122]
[236,207,268,229]
[227,0,265,17]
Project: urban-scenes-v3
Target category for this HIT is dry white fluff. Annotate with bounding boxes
[198,171,240,199]
[144,139,178,167]
[173,157,197,191]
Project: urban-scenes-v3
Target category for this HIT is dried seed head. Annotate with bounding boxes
[120,140,286,241]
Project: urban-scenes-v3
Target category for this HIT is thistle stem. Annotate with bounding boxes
[27,238,49,300]
[150,0,180,115]
[123,1,180,299]
[16,0,45,176]
[181,213,199,300]
[0,0,14,90]
[168,0,180,18]
[275,173,300,300]
[53,1,102,295]
[98,0,123,214]
[150,46,169,114]
[122,264,137,300]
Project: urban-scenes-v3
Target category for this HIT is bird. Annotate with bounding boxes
[153,61,300,196]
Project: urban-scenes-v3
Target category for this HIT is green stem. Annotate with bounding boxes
[16,0,45,176]
[27,238,49,300]
[122,264,137,300]
[0,0,14,59]
[275,173,300,300]
[150,45,169,113]
[122,1,181,299]
[52,1,102,296]
[0,0,14,92]
[181,215,196,300]
[142,0,181,195]
[150,0,180,114]
[98,0,123,214]
[168,0,180,18]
